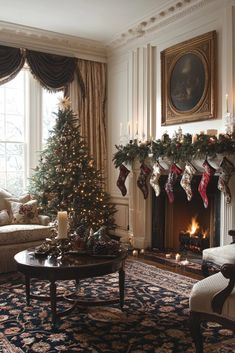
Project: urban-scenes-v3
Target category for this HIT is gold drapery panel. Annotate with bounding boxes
[67,59,107,179]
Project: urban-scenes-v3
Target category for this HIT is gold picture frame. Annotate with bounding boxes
[161,31,216,126]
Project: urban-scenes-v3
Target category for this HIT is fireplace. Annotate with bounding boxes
[151,176,221,252]
[128,161,235,250]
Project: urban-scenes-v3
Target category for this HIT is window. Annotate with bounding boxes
[0,68,63,196]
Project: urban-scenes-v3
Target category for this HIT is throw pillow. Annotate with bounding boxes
[0,209,10,225]
[9,200,39,224]
[0,188,13,211]
[4,194,32,219]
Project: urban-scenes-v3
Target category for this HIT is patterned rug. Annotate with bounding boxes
[0,260,235,353]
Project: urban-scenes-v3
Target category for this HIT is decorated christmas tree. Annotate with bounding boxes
[29,97,116,232]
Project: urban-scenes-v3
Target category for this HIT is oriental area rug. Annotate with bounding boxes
[0,260,235,353]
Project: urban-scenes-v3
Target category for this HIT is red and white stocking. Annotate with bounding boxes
[165,163,182,203]
[150,161,162,197]
[116,164,130,196]
[218,157,234,204]
[198,159,216,208]
[180,161,197,201]
[137,163,151,199]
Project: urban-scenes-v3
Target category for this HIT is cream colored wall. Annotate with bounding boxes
[107,0,235,243]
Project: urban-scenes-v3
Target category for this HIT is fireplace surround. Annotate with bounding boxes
[128,159,235,250]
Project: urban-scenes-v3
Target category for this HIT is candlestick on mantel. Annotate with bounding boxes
[119,123,123,138]
[226,94,229,113]
[57,211,68,239]
[127,121,131,138]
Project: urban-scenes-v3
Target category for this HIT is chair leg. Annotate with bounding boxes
[201,261,209,277]
[189,312,203,353]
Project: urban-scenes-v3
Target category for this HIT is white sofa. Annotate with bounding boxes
[0,188,53,273]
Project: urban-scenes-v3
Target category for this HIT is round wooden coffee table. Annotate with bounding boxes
[14,249,127,327]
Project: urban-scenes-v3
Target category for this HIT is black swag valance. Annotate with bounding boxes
[0,44,79,91]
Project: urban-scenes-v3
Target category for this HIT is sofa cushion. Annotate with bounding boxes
[203,244,235,266]
[0,209,10,225]
[8,200,39,224]
[0,224,52,245]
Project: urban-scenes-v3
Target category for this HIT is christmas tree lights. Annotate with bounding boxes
[29,98,116,232]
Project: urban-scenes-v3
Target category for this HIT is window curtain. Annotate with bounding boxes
[0,44,79,91]
[26,49,77,91]
[0,45,25,84]
[66,59,107,179]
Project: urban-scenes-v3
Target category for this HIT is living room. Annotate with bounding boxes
[0,0,235,352]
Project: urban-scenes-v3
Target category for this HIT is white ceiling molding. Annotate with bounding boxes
[0,21,107,63]
[108,0,214,49]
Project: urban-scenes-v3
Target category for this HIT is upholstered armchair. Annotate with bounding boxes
[201,230,235,277]
[189,263,235,353]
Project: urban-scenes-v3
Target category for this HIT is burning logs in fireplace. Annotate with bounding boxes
[179,231,209,253]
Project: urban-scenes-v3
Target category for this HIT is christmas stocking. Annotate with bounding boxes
[180,161,197,201]
[137,163,151,199]
[198,159,216,208]
[165,163,182,203]
[150,161,162,197]
[116,164,130,196]
[218,157,234,203]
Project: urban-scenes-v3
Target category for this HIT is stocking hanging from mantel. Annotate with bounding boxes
[180,161,197,201]
[116,164,130,196]
[165,163,182,203]
[137,163,151,199]
[198,159,216,208]
[218,156,234,204]
[150,161,163,197]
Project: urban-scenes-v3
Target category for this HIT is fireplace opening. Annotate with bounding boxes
[152,175,221,252]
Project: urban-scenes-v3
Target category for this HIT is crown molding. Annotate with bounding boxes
[107,0,215,50]
[0,21,107,63]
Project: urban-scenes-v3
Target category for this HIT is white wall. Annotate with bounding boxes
[107,0,235,242]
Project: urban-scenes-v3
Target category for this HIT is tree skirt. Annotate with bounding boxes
[0,260,234,353]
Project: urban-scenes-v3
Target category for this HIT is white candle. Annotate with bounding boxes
[181,259,189,266]
[226,94,229,113]
[127,121,131,138]
[135,121,138,136]
[140,249,145,254]
[175,253,181,262]
[132,249,138,257]
[57,211,68,239]
[120,123,123,138]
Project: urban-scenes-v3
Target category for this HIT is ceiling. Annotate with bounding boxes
[0,0,170,43]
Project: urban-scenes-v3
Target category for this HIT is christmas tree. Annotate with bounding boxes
[29,97,116,232]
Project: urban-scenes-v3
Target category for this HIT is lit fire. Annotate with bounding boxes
[186,217,208,238]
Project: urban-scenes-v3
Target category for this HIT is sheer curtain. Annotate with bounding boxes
[67,59,107,179]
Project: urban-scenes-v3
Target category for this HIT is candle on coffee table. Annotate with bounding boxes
[57,211,68,239]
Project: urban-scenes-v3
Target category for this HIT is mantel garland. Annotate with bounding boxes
[113,133,235,168]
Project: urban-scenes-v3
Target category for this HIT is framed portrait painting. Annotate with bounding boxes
[161,31,216,126]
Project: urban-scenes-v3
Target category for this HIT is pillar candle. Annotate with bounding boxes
[175,253,181,262]
[57,211,68,239]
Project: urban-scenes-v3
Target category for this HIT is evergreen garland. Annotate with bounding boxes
[113,133,235,168]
